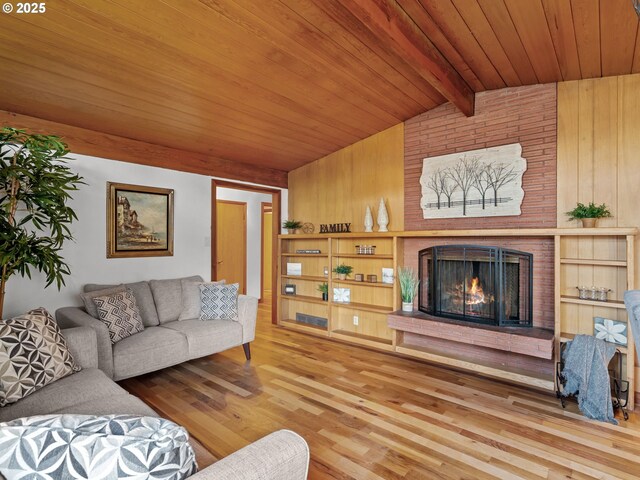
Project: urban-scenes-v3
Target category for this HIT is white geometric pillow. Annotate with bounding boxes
[178,279,225,321]
[200,283,239,321]
[92,289,144,344]
[0,414,198,480]
[0,308,80,407]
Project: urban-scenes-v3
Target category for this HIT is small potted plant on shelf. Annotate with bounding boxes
[566,202,612,228]
[333,264,353,280]
[317,282,328,301]
[282,219,303,234]
[398,266,420,313]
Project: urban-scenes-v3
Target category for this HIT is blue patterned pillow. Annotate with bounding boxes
[0,414,197,480]
[199,283,239,321]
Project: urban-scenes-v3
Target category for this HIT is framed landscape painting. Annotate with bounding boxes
[107,182,174,258]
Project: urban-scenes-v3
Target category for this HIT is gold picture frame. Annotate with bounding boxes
[106,182,174,258]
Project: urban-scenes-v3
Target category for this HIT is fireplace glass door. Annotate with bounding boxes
[419,245,532,327]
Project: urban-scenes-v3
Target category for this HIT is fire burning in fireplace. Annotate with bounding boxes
[419,245,533,327]
[466,277,486,305]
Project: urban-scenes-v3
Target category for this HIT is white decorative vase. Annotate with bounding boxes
[402,301,413,312]
[364,205,373,233]
[377,198,389,232]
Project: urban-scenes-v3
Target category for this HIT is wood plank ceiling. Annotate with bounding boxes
[0,0,638,182]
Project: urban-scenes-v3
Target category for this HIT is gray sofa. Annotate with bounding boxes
[0,326,310,479]
[55,276,258,380]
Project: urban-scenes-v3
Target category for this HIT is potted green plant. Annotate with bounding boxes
[0,127,84,317]
[332,264,353,280]
[317,282,328,301]
[282,219,303,234]
[398,266,420,312]
[566,202,612,228]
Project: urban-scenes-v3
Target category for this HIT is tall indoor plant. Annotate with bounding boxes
[0,127,84,317]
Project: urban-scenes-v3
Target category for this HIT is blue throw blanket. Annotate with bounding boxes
[562,334,617,424]
[624,290,640,358]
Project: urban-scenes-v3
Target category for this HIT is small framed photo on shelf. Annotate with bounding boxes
[354,273,364,282]
[594,317,627,346]
[286,262,302,276]
[283,284,297,295]
[366,274,377,283]
[333,287,351,303]
[381,268,394,284]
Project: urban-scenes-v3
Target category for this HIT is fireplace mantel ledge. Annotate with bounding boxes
[388,311,554,360]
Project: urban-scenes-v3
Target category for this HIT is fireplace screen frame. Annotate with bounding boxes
[418,245,533,327]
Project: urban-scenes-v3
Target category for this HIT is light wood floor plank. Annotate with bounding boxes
[120,311,640,479]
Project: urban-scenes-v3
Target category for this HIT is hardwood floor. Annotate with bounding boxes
[120,310,640,479]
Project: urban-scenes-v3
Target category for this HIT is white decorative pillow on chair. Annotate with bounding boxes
[0,414,198,480]
[199,283,239,321]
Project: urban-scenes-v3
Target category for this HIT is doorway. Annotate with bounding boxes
[211,180,281,324]
[215,200,247,294]
[261,203,273,304]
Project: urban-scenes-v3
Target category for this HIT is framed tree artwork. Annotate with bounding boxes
[106,182,174,258]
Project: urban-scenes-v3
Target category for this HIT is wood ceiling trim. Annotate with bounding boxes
[340,0,475,116]
[599,0,639,76]
[59,0,398,131]
[398,0,484,91]
[224,0,441,113]
[0,110,288,188]
[571,0,602,78]
[0,15,368,148]
[420,0,505,90]
[0,76,319,171]
[503,0,563,84]
[451,0,521,86]
[541,0,581,81]
[133,0,411,124]
[477,0,538,85]
[288,0,445,108]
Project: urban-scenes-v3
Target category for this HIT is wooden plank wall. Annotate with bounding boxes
[557,73,640,394]
[287,124,404,232]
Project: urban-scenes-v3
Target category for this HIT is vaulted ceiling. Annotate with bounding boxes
[0,0,638,179]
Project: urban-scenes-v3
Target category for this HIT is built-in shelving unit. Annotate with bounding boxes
[554,229,636,409]
[277,234,399,348]
[278,228,637,401]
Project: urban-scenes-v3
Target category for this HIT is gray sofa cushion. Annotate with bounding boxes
[150,276,203,324]
[65,394,157,418]
[161,319,243,359]
[0,368,129,422]
[85,282,160,327]
[112,327,189,380]
[81,285,126,319]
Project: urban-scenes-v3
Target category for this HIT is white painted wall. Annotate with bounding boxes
[3,152,287,318]
[216,188,272,299]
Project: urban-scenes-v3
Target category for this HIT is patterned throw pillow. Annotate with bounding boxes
[93,289,144,344]
[0,308,81,407]
[0,414,198,480]
[178,279,226,321]
[200,283,239,321]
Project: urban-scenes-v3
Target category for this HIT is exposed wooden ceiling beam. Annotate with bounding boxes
[339,0,475,116]
[0,111,288,188]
